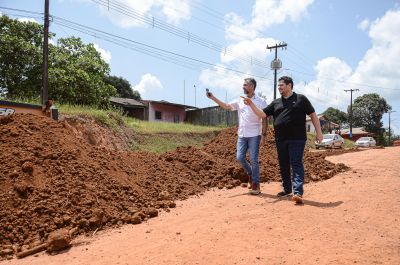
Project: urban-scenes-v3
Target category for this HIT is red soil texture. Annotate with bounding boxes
[0,114,349,258]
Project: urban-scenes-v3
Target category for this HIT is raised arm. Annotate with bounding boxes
[241,97,267,118]
[206,92,233,110]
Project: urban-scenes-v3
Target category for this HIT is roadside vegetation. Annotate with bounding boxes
[58,104,223,153]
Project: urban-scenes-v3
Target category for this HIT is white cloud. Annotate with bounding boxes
[221,37,277,65]
[93,43,112,63]
[225,0,314,41]
[351,9,400,99]
[159,0,191,25]
[17,17,39,24]
[133,73,163,96]
[98,0,191,28]
[299,8,400,113]
[357,18,370,31]
[199,65,243,95]
[199,65,274,102]
[300,57,352,110]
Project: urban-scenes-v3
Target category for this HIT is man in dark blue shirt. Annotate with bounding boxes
[242,76,323,204]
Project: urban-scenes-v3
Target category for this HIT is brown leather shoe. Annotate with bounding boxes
[249,183,261,195]
[292,194,303,204]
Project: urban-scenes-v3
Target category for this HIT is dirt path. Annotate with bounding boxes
[3,147,400,265]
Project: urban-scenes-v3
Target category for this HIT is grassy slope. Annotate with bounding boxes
[59,104,224,153]
[4,100,354,152]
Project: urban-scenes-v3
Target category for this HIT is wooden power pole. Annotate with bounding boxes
[267,42,287,100]
[41,0,50,107]
[344,89,359,140]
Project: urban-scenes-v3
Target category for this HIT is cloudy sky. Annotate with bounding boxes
[1,0,400,132]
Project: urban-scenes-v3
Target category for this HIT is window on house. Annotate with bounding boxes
[307,124,311,132]
[155,111,162,120]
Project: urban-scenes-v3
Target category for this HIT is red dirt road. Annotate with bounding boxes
[3,147,400,265]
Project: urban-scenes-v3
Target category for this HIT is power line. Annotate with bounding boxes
[89,0,269,68]
[1,6,398,93]
[0,7,271,80]
[283,67,400,91]
[289,45,317,67]
[190,1,226,20]
[0,6,42,16]
[51,16,272,80]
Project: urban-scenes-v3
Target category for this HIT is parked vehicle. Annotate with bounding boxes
[355,137,376,148]
[315,134,344,149]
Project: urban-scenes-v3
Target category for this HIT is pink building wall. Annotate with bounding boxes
[148,102,186,123]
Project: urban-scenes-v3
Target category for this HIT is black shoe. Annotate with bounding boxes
[276,191,292,197]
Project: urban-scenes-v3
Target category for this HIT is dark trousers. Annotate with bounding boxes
[276,139,306,195]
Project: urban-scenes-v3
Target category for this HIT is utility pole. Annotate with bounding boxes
[388,110,396,146]
[183,80,185,104]
[344,89,359,140]
[267,42,287,100]
[193,85,197,107]
[41,0,50,107]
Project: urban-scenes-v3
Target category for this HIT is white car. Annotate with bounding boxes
[355,137,376,148]
[315,134,344,149]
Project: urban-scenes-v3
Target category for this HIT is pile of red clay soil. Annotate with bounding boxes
[203,127,351,183]
[0,114,349,259]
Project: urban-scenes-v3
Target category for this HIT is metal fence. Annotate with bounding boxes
[185,106,238,126]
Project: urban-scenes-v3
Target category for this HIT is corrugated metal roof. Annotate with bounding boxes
[143,100,197,109]
[110,97,144,107]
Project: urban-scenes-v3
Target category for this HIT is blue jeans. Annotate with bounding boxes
[276,139,306,195]
[236,135,261,184]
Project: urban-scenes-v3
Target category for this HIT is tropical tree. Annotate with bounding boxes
[350,93,391,136]
[105,75,141,100]
[1,16,117,106]
[0,15,48,99]
[322,107,348,126]
[48,37,116,106]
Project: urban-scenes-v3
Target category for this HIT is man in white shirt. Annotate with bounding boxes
[206,78,267,195]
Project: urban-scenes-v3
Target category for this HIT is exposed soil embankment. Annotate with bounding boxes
[0,114,349,259]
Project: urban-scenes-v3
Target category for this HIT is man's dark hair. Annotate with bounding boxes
[244,78,257,89]
[278,76,293,89]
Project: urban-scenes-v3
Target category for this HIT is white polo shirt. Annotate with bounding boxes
[229,94,268,137]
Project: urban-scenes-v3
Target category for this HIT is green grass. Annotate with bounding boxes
[343,138,355,148]
[57,103,224,153]
[123,117,223,134]
[58,104,125,131]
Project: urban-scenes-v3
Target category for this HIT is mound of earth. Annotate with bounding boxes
[203,127,351,183]
[0,114,349,259]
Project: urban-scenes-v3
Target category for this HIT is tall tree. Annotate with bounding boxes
[350,93,391,135]
[322,107,348,126]
[48,37,116,106]
[105,75,141,100]
[0,15,49,98]
[0,16,118,106]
